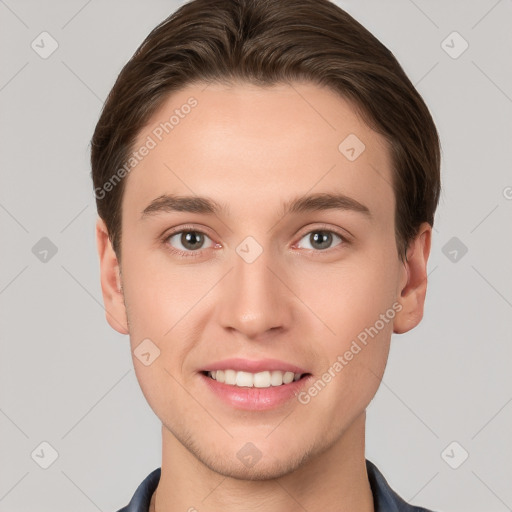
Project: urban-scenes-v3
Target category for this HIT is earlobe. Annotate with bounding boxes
[393,222,432,335]
[95,217,129,335]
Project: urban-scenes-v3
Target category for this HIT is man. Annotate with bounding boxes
[91,0,440,510]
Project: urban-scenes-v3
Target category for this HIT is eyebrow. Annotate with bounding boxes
[140,192,372,220]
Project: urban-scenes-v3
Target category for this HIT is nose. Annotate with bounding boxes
[216,243,293,340]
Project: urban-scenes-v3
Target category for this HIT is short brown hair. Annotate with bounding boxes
[90,0,441,263]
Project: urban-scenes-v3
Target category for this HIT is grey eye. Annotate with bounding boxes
[297,231,343,251]
[167,231,214,251]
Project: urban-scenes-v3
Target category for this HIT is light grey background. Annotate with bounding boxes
[1,0,511,511]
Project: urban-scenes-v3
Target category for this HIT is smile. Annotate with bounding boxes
[205,369,305,387]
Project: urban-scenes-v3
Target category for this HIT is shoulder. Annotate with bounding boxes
[366,459,437,512]
[115,468,161,512]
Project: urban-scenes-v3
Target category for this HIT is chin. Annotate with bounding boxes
[203,453,307,481]
[192,434,321,481]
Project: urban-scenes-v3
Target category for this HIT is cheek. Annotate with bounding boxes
[131,357,205,434]
[121,248,214,334]
[293,251,400,341]
[291,250,397,405]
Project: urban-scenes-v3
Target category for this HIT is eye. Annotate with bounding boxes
[295,229,345,251]
[165,229,216,256]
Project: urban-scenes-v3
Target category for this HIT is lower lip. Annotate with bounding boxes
[199,373,312,411]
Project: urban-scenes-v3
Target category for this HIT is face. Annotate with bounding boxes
[97,81,430,480]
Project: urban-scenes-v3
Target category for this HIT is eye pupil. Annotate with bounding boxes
[310,231,332,250]
[182,231,203,250]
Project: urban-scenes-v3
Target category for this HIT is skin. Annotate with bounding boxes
[96,81,431,512]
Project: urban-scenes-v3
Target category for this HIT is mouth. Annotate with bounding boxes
[198,368,313,411]
[197,357,313,410]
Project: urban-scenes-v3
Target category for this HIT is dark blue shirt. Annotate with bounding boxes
[116,459,435,511]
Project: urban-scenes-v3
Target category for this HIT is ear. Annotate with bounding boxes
[95,217,129,335]
[393,222,432,335]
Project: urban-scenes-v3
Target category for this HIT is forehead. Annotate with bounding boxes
[123,81,395,226]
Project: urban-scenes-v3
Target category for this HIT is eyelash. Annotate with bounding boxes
[161,224,349,259]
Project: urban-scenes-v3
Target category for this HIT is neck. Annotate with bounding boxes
[151,412,374,512]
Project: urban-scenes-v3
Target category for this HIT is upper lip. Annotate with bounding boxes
[201,358,308,374]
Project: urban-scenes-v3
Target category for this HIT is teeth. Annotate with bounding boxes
[207,369,303,387]
[225,369,236,385]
